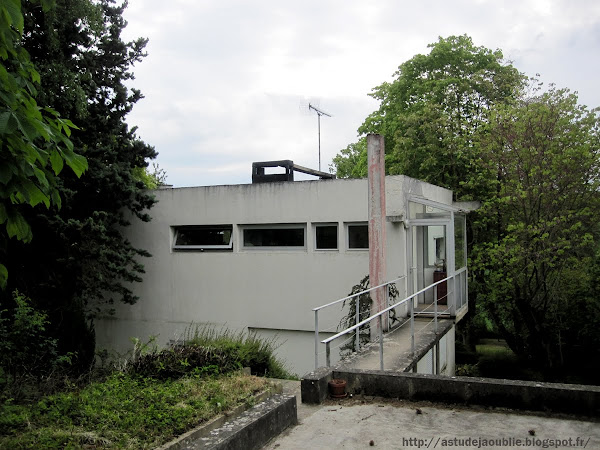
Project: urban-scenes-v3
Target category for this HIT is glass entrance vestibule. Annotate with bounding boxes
[406,197,468,317]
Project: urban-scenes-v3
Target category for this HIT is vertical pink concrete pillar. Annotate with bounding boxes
[367,134,387,335]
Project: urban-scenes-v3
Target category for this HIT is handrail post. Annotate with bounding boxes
[355,294,360,353]
[410,295,415,354]
[326,342,331,367]
[385,284,390,330]
[434,284,438,333]
[314,310,319,370]
[378,315,384,370]
[450,273,457,316]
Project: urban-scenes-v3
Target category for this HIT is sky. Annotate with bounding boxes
[120,0,600,187]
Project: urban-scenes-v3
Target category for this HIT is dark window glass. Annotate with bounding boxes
[348,225,368,249]
[243,227,304,247]
[316,225,338,249]
[174,226,232,249]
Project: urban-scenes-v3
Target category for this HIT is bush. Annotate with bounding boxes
[127,326,294,380]
[0,291,74,398]
[128,345,236,380]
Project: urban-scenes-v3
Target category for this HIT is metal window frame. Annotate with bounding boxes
[172,225,233,251]
[240,223,307,250]
[346,222,369,250]
[313,223,339,251]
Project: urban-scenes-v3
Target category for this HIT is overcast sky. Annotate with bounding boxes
[121,0,600,187]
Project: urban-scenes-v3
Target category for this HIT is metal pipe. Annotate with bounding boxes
[385,284,390,330]
[312,276,406,312]
[434,284,438,333]
[326,342,331,367]
[355,293,360,353]
[320,272,464,346]
[378,315,384,371]
[314,310,319,370]
[410,296,415,354]
[318,114,321,171]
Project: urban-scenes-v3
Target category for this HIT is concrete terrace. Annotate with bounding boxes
[166,354,600,449]
[267,373,600,449]
[266,388,599,450]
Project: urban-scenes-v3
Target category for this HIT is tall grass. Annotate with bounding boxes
[179,324,295,379]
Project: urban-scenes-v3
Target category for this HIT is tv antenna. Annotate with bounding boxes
[308,103,332,171]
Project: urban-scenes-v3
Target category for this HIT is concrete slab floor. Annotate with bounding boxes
[264,396,599,450]
[335,318,452,372]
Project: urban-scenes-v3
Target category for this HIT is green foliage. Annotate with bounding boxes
[332,34,524,201]
[456,341,545,382]
[332,34,600,378]
[330,138,367,179]
[1,0,157,371]
[132,162,168,189]
[1,325,284,447]
[128,345,241,380]
[0,0,88,288]
[0,291,74,399]
[0,372,271,448]
[471,86,600,368]
[181,325,295,379]
[123,326,295,381]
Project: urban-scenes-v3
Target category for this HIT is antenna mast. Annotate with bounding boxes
[308,103,332,171]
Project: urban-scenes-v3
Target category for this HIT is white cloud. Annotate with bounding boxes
[122,0,600,187]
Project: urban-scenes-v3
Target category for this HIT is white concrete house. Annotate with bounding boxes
[95,161,469,376]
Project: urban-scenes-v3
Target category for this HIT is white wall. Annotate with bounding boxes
[415,325,455,376]
[94,175,454,376]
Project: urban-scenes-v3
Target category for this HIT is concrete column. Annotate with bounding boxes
[368,134,387,336]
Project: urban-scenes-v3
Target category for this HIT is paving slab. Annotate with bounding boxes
[265,397,599,449]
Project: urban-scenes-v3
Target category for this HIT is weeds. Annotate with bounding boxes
[0,324,291,448]
[0,291,77,401]
[0,372,272,449]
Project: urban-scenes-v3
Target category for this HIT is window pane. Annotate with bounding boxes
[175,226,232,247]
[409,201,451,219]
[243,227,304,247]
[426,225,446,268]
[348,225,368,249]
[316,225,337,249]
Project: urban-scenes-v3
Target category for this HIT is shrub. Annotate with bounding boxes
[0,291,74,398]
[127,325,294,380]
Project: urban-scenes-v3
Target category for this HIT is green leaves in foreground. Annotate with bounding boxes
[0,0,87,289]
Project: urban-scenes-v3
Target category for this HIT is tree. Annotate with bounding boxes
[331,139,367,179]
[332,35,524,200]
[332,35,600,380]
[0,0,87,289]
[471,86,600,370]
[133,162,168,189]
[1,0,156,370]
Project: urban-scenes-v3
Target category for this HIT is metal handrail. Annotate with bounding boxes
[312,276,406,312]
[321,277,447,344]
[314,267,468,370]
[312,275,406,370]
